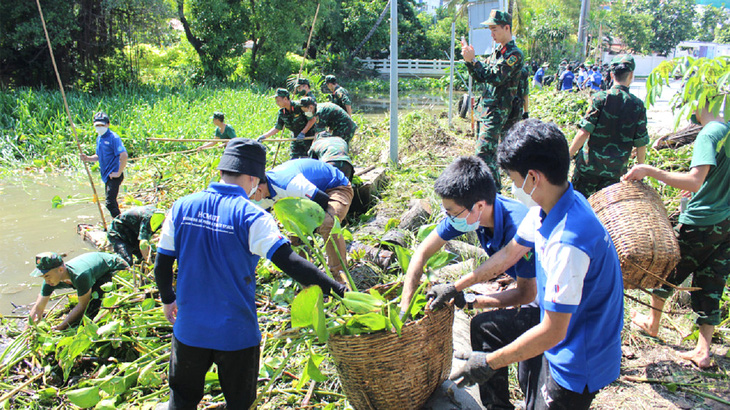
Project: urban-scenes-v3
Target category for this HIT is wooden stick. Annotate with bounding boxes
[0,372,43,403]
[129,147,198,161]
[299,3,321,76]
[35,0,108,231]
[147,137,314,143]
[272,142,283,167]
[355,165,376,177]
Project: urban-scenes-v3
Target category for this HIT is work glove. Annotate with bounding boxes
[426,283,460,310]
[257,135,266,143]
[522,112,529,120]
[450,351,497,388]
[296,132,305,140]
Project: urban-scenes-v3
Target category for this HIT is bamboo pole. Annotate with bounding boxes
[0,372,43,403]
[147,137,313,143]
[299,3,321,77]
[35,0,108,230]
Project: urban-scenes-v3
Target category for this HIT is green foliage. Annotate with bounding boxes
[715,23,730,44]
[609,0,695,55]
[529,88,591,127]
[696,5,729,42]
[645,56,730,129]
[608,0,654,55]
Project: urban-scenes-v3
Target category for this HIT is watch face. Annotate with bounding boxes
[464,293,476,303]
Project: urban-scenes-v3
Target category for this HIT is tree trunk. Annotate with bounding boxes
[349,0,391,62]
[176,0,204,59]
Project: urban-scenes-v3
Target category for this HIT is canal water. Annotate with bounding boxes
[0,173,101,316]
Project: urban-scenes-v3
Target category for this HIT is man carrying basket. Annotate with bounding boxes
[623,106,730,369]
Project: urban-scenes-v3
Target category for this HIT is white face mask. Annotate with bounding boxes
[304,111,314,119]
[248,178,260,198]
[95,126,108,136]
[512,173,538,207]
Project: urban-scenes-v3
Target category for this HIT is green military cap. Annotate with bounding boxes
[31,252,63,277]
[297,78,310,86]
[325,75,337,84]
[212,111,225,121]
[610,54,635,71]
[272,88,290,98]
[482,9,512,26]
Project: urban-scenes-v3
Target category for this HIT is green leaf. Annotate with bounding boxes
[665,382,678,393]
[205,371,220,386]
[312,289,328,343]
[389,304,403,337]
[425,250,457,271]
[138,362,162,387]
[384,218,399,233]
[100,376,128,395]
[150,212,166,232]
[390,244,413,273]
[273,197,325,240]
[140,298,156,311]
[66,386,101,408]
[95,398,117,410]
[51,195,64,209]
[38,387,58,400]
[297,350,327,389]
[346,312,388,332]
[96,321,120,337]
[291,285,322,328]
[416,223,437,242]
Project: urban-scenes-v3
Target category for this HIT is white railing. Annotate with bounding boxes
[360,58,452,77]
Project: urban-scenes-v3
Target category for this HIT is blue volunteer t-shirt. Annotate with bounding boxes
[436,195,535,280]
[514,184,623,393]
[266,158,350,201]
[96,129,126,183]
[533,68,544,84]
[157,182,289,351]
[591,71,602,90]
[560,71,574,90]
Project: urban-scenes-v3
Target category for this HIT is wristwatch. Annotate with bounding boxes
[464,293,476,310]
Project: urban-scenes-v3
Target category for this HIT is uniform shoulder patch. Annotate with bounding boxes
[506,55,518,67]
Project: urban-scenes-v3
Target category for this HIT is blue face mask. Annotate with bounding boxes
[447,206,482,233]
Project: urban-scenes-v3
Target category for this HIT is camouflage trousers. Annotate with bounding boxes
[289,138,314,160]
[653,219,730,326]
[570,169,618,199]
[475,106,509,191]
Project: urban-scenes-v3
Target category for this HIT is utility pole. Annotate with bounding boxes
[577,0,590,59]
[389,0,398,165]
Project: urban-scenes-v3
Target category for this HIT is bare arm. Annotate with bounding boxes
[29,294,50,323]
[399,230,447,312]
[345,105,353,117]
[55,290,92,330]
[80,153,99,162]
[474,277,536,309]
[623,164,711,193]
[110,151,128,178]
[454,239,531,292]
[569,128,591,158]
[523,96,528,113]
[300,117,317,135]
[487,310,572,369]
[260,127,281,140]
[635,145,646,164]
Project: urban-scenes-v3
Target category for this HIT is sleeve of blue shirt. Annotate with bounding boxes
[435,217,461,241]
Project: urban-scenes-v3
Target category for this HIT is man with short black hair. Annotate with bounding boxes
[324,75,353,117]
[29,252,129,330]
[461,10,523,191]
[80,112,127,218]
[431,119,623,409]
[199,112,237,151]
[257,88,317,159]
[154,138,345,409]
[300,97,358,144]
[400,156,540,409]
[569,54,649,197]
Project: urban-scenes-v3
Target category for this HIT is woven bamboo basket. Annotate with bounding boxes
[588,181,681,289]
[327,290,454,410]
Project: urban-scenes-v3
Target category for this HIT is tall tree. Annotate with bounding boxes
[695,5,728,42]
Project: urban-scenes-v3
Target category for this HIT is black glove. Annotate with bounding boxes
[450,351,497,388]
[453,291,466,309]
[426,283,460,310]
[522,112,529,120]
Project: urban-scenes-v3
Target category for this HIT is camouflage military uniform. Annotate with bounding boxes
[503,66,530,134]
[654,121,730,326]
[275,100,316,159]
[297,90,316,100]
[466,39,523,190]
[309,132,354,180]
[571,84,649,197]
[312,102,358,144]
[108,205,161,265]
[328,85,352,113]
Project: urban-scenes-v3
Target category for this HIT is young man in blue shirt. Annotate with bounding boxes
[154,139,345,409]
[430,119,623,409]
[400,156,540,409]
[80,112,128,218]
[559,65,575,91]
[252,158,353,283]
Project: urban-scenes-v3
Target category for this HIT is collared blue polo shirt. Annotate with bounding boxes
[436,195,535,280]
[96,129,126,183]
[514,183,623,393]
[266,158,350,201]
[157,182,289,351]
[533,68,544,84]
